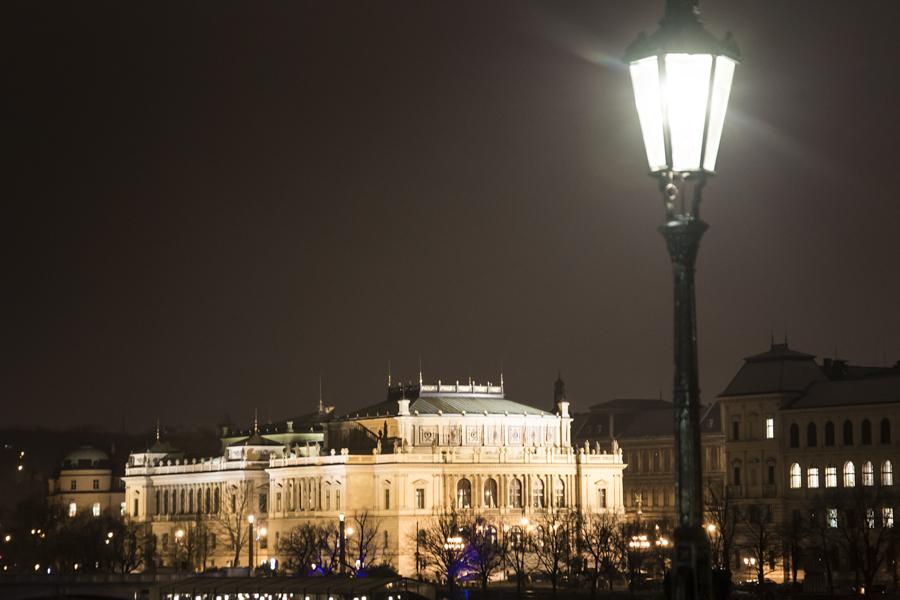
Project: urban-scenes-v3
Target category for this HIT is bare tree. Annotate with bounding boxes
[738,503,782,585]
[214,482,257,567]
[279,523,321,574]
[532,511,575,597]
[834,485,899,596]
[705,483,737,574]
[416,509,469,596]
[804,502,839,596]
[580,513,622,596]
[466,517,504,592]
[501,521,533,600]
[348,511,389,574]
[615,520,646,596]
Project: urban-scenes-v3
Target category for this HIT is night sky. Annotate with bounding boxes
[6,1,900,431]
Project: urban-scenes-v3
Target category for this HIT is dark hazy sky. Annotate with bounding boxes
[5,1,900,432]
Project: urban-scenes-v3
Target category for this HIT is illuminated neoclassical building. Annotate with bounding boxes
[123,377,626,574]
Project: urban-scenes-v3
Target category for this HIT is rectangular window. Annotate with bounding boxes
[599,488,607,509]
[825,466,837,488]
[92,502,101,517]
[276,492,282,512]
[70,480,77,491]
[325,490,331,511]
[884,507,894,528]
[866,509,876,529]
[733,466,741,486]
[92,479,100,490]
[768,465,775,485]
[68,502,77,517]
[384,488,391,510]
[133,499,139,517]
[766,417,775,439]
[826,508,838,528]
[335,489,341,510]
[259,493,268,514]
[416,488,425,509]
[732,419,740,440]
[808,467,820,488]
[162,533,169,551]
[120,502,126,516]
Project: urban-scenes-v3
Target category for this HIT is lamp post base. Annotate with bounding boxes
[670,525,712,600]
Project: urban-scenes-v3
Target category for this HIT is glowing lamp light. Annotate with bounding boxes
[626,0,739,175]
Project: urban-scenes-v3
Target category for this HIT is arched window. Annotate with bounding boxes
[862,461,874,486]
[843,461,856,487]
[188,489,194,513]
[789,463,802,489]
[510,478,523,508]
[881,418,892,444]
[843,420,854,445]
[213,487,219,513]
[883,460,894,486]
[532,478,546,508]
[825,422,835,446]
[807,423,817,447]
[484,478,498,508]
[789,424,800,448]
[163,490,169,515]
[554,477,566,508]
[180,489,186,514]
[861,420,872,445]
[155,490,160,515]
[456,479,472,508]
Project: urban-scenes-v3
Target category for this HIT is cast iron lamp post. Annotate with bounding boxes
[625,2,738,600]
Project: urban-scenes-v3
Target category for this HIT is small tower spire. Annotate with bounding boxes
[155,418,161,442]
[418,356,423,387]
[253,408,259,435]
[387,360,392,388]
[318,375,325,414]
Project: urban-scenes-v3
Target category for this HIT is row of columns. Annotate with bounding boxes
[272,476,343,516]
[439,472,577,510]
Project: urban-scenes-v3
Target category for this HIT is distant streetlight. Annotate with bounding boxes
[625,2,739,599]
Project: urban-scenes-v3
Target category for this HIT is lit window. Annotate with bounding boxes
[509,478,523,508]
[554,477,565,508]
[843,462,856,487]
[415,488,425,510]
[766,417,775,439]
[866,509,876,529]
[789,463,802,489]
[825,466,837,488]
[92,502,101,517]
[68,502,77,517]
[883,460,894,486]
[883,507,894,528]
[484,478,498,508]
[862,461,875,486]
[120,502,126,516]
[456,479,471,508]
[826,508,838,528]
[532,478,546,508]
[807,467,820,489]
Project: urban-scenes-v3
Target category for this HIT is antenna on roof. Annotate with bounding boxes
[418,356,423,386]
[387,360,392,388]
[155,418,161,441]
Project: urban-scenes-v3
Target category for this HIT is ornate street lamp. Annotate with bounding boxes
[625,2,738,600]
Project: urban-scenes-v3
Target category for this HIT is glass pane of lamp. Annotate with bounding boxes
[629,57,667,171]
[703,56,736,172]
[664,53,712,172]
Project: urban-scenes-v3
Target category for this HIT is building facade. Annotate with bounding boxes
[122,379,626,575]
[48,446,125,519]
